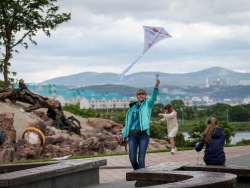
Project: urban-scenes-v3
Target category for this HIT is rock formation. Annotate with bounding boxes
[0,113,16,162]
[0,79,82,136]
[0,103,168,162]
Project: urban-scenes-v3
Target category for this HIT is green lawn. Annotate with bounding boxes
[178,119,203,132]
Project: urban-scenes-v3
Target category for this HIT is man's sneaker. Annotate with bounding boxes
[171,147,177,154]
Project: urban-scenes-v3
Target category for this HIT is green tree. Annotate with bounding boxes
[175,132,186,147]
[63,104,99,118]
[112,113,126,125]
[229,105,249,122]
[0,80,4,88]
[0,0,71,88]
[188,120,236,146]
[188,121,207,145]
[205,103,231,121]
[219,121,236,144]
[151,103,164,117]
[150,122,167,140]
[170,99,185,119]
[183,106,195,120]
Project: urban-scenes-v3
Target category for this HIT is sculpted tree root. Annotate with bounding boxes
[0,79,82,137]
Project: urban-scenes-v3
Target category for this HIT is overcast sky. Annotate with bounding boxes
[5,0,250,83]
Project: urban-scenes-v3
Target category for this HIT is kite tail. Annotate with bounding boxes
[119,55,143,81]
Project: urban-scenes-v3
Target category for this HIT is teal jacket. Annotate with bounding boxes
[121,88,159,139]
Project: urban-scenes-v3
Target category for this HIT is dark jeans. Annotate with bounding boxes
[128,131,150,170]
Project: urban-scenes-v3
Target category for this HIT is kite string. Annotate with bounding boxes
[120,28,163,80]
[119,55,143,81]
[120,26,171,80]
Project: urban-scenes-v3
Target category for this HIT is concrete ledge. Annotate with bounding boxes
[0,161,60,173]
[127,162,238,188]
[181,164,250,178]
[0,158,107,188]
[127,170,236,188]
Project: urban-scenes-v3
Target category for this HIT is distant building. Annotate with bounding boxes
[157,94,193,106]
[239,80,250,85]
[23,84,131,109]
[80,94,130,109]
[203,96,209,103]
[192,96,202,102]
[23,84,193,109]
[161,87,168,93]
[80,97,90,109]
[213,77,228,87]
[206,77,209,88]
[243,97,250,104]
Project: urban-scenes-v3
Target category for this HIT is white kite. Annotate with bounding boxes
[119,26,172,80]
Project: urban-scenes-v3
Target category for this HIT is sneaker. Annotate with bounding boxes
[171,147,177,154]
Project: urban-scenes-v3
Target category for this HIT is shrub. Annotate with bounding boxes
[150,122,167,140]
[175,132,186,147]
[63,104,99,118]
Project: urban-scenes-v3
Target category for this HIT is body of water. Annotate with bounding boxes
[183,132,250,145]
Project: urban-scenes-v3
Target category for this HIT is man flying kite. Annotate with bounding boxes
[119,26,172,80]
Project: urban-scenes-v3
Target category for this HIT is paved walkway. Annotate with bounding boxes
[96,145,250,184]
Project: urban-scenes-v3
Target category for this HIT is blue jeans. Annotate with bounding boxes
[128,132,150,170]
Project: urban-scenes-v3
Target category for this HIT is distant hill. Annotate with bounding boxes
[79,84,183,96]
[41,67,250,87]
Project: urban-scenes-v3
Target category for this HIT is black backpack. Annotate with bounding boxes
[0,131,6,145]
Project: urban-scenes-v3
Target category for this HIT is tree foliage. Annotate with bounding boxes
[183,106,195,120]
[151,103,164,117]
[111,113,126,125]
[63,104,100,118]
[170,99,185,119]
[0,80,4,88]
[170,99,185,111]
[0,0,71,87]
[219,121,236,144]
[229,105,249,122]
[188,121,207,145]
[175,132,186,147]
[188,120,236,146]
[150,122,168,140]
[205,103,231,121]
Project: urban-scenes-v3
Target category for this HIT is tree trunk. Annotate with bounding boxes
[3,44,11,89]
[3,22,12,89]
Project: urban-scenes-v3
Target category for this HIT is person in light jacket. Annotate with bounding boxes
[158,104,178,154]
[117,79,160,170]
[195,117,226,165]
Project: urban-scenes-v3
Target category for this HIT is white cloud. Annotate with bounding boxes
[1,0,250,83]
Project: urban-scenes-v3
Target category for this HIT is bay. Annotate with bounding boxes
[183,131,250,145]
